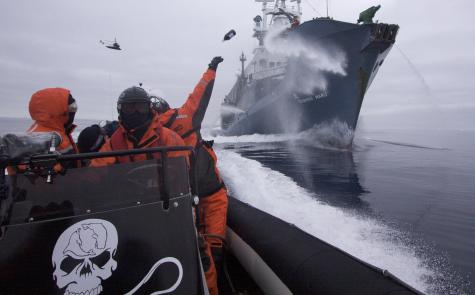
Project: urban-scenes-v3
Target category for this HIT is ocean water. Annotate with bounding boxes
[0,117,99,137]
[2,117,474,294]
[207,125,475,295]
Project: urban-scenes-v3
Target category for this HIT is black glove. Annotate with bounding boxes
[208,56,224,71]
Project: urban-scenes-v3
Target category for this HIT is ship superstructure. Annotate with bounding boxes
[223,0,299,110]
[221,0,398,139]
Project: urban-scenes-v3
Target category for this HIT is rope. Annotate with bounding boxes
[304,0,322,17]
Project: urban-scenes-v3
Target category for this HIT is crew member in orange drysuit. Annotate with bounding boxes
[8,88,80,174]
[291,16,300,28]
[152,57,228,295]
[29,88,79,155]
[90,86,188,167]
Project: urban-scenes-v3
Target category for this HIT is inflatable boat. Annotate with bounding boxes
[0,133,424,294]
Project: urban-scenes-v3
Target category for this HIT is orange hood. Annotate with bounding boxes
[29,88,71,131]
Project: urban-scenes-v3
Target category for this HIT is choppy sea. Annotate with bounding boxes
[2,117,474,294]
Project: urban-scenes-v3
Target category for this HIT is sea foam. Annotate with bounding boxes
[217,149,435,294]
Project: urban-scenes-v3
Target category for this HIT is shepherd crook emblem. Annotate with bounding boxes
[124,257,183,295]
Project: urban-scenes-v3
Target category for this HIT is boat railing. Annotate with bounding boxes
[1,145,195,223]
[1,144,193,169]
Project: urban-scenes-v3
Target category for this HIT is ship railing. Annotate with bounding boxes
[251,65,286,80]
[371,23,399,43]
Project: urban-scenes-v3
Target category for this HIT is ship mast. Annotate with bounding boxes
[240,52,247,78]
[326,0,329,18]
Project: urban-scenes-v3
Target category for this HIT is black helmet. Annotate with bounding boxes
[77,124,105,153]
[117,86,150,105]
[150,95,170,114]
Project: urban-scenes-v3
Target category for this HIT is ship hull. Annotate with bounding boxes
[221,19,398,136]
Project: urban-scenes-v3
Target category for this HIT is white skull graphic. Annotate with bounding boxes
[52,219,118,295]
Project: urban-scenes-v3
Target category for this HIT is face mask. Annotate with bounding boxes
[121,111,151,131]
[65,94,77,130]
[64,112,76,130]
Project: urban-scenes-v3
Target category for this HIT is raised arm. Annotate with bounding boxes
[179,57,223,129]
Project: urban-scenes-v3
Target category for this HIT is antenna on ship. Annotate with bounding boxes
[326,0,329,18]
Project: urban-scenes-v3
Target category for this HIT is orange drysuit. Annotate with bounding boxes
[90,113,188,167]
[158,68,228,295]
[7,88,79,174]
[28,88,79,155]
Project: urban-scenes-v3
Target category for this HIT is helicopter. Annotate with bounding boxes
[100,38,121,50]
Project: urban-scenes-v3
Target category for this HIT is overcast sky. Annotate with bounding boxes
[1,0,474,130]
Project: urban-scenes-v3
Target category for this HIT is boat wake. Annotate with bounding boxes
[208,120,354,150]
[216,149,463,295]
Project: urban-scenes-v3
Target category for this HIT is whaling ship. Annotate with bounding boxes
[221,0,399,137]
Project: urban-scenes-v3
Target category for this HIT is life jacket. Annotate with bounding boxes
[102,113,189,165]
[162,109,200,144]
[90,114,188,168]
[109,125,164,164]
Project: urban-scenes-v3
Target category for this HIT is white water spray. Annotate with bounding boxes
[217,149,457,294]
[221,104,245,116]
[249,23,350,133]
[210,120,354,150]
[264,23,348,96]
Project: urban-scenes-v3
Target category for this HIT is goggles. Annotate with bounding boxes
[68,102,78,113]
[118,102,150,114]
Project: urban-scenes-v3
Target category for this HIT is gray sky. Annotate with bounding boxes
[1,0,474,129]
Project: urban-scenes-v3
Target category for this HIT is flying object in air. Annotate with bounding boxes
[100,38,121,50]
